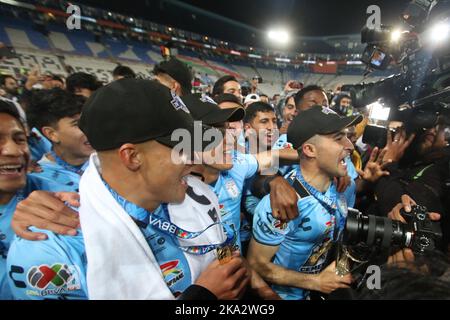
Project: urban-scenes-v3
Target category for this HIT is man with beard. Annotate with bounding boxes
[248,106,360,300]
[244,102,279,153]
[0,75,19,101]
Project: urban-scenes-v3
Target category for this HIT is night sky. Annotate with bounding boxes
[75,0,411,45]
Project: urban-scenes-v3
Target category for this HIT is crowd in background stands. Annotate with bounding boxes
[0,55,449,301]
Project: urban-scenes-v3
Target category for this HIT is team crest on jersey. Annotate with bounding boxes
[225,180,240,199]
[26,263,81,296]
[170,91,190,114]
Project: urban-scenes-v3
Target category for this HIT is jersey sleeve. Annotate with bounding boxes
[26,174,78,193]
[244,194,261,216]
[232,152,259,179]
[272,134,293,151]
[252,195,291,246]
[6,232,87,300]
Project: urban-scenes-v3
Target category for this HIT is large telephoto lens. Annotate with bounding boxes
[343,210,408,249]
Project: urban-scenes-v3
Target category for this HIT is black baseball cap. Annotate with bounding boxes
[79,79,213,151]
[182,93,245,125]
[153,57,192,94]
[213,93,244,107]
[287,105,363,149]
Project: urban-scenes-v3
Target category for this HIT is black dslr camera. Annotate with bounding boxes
[335,205,442,276]
[343,205,442,254]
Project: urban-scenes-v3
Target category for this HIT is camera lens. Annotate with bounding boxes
[343,210,408,249]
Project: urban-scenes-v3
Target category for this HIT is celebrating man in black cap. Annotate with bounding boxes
[7,79,251,300]
[248,106,361,300]
[153,57,192,96]
[78,79,252,299]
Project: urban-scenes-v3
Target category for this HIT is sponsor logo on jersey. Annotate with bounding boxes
[160,260,185,287]
[26,263,81,296]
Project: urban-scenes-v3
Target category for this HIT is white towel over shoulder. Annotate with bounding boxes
[79,154,225,300]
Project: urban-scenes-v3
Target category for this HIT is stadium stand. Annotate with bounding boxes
[0,1,389,96]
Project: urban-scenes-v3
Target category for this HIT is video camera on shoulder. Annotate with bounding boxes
[361,92,450,148]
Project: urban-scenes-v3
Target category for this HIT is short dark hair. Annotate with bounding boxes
[51,75,64,84]
[260,94,269,98]
[212,75,238,97]
[0,99,24,127]
[284,92,297,107]
[214,93,243,107]
[294,85,325,107]
[244,102,275,123]
[112,65,136,79]
[66,72,101,93]
[27,88,85,134]
[0,74,16,86]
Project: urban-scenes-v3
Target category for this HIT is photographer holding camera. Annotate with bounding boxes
[373,121,450,252]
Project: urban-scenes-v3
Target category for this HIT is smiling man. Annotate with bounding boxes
[0,100,68,299]
[248,105,362,300]
[26,89,93,191]
[244,102,279,152]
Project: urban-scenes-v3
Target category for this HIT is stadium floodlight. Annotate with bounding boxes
[429,21,449,44]
[267,29,290,45]
[390,29,403,42]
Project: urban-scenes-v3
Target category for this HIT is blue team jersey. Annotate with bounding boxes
[28,129,52,162]
[104,183,196,298]
[210,151,258,251]
[0,175,69,299]
[252,169,350,300]
[29,155,85,193]
[272,134,299,176]
[6,228,87,300]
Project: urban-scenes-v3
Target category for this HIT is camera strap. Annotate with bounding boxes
[291,170,346,240]
[288,171,311,199]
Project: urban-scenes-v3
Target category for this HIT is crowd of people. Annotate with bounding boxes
[0,55,449,300]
